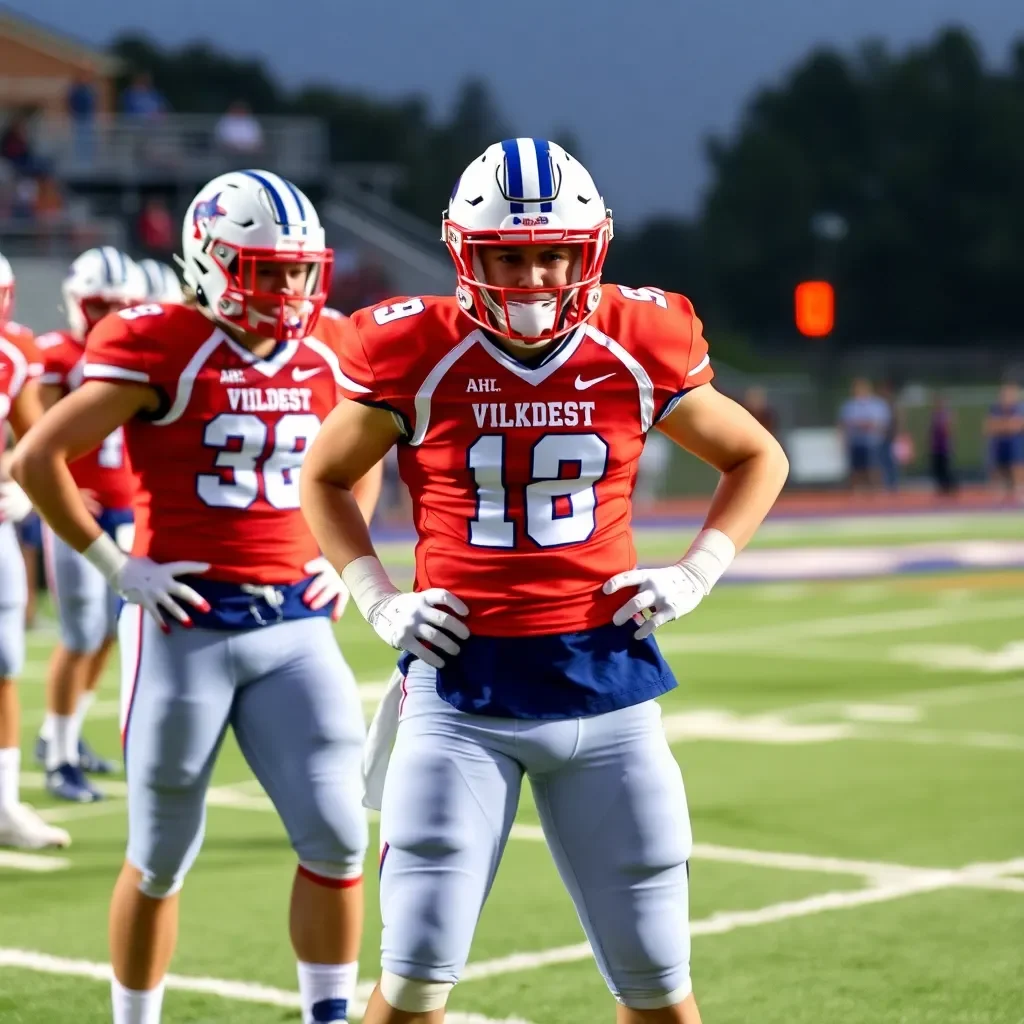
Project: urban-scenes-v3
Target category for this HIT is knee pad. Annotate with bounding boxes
[137,870,184,900]
[379,971,453,1013]
[297,860,363,887]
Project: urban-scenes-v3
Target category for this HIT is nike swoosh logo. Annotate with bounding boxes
[574,372,615,391]
[292,367,322,382]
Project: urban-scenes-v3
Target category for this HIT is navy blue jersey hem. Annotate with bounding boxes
[397,621,678,720]
[171,575,332,631]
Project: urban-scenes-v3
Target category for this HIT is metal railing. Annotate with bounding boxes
[30,113,328,184]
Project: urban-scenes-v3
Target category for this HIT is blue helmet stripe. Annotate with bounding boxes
[97,247,113,284]
[243,169,291,235]
[501,138,525,214]
[533,138,553,213]
[281,177,310,237]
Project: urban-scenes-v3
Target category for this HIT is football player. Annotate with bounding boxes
[12,170,380,1024]
[137,259,185,304]
[34,247,146,802]
[301,139,789,1024]
[0,250,72,849]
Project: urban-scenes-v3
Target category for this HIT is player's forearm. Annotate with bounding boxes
[301,476,379,575]
[351,459,384,527]
[701,439,789,552]
[9,445,103,552]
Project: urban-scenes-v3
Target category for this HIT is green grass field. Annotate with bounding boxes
[2,515,1023,1022]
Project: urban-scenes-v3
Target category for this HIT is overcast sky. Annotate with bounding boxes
[8,0,1023,225]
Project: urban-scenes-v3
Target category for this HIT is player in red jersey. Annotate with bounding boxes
[12,171,379,1024]
[301,139,789,1023]
[34,247,146,801]
[0,251,72,849]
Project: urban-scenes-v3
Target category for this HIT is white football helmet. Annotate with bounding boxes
[180,169,332,341]
[62,247,146,339]
[137,259,184,304]
[0,252,13,326]
[443,138,613,344]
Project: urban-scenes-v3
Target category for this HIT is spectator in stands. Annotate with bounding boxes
[1,109,40,176]
[743,386,778,435]
[984,382,1024,502]
[839,378,890,492]
[928,392,956,496]
[9,175,38,221]
[136,196,176,257]
[66,74,97,167]
[121,72,168,120]
[328,252,395,314]
[214,100,264,158]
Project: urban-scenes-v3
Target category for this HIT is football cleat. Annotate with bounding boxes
[78,738,119,775]
[0,803,71,849]
[46,763,104,803]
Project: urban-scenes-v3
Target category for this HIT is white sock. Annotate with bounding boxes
[75,689,96,734]
[297,961,358,1023]
[0,747,20,811]
[40,711,57,743]
[111,976,165,1024]
[46,715,78,770]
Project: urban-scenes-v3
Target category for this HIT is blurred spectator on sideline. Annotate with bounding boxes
[743,386,778,435]
[136,196,176,257]
[839,378,890,492]
[928,392,956,496]
[66,74,97,167]
[215,101,264,157]
[877,381,903,491]
[635,431,672,511]
[121,72,168,120]
[984,382,1024,502]
[378,448,411,523]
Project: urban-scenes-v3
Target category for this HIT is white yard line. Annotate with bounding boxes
[4,847,1020,1014]
[455,853,1024,984]
[0,851,70,872]
[0,949,534,1024]
[657,598,1024,655]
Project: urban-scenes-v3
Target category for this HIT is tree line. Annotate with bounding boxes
[111,27,1024,347]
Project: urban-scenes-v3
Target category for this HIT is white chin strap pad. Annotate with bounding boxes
[506,299,556,337]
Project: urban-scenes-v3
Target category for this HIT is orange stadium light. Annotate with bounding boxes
[794,280,834,337]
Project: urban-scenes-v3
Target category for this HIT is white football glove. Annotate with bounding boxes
[0,479,32,524]
[342,555,470,669]
[303,557,349,621]
[603,528,736,639]
[83,533,210,632]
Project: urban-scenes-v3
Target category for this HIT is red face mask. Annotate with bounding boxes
[205,244,334,341]
[444,220,611,344]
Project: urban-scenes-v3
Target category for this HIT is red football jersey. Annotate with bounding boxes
[38,329,137,511]
[84,303,350,584]
[336,285,714,636]
[0,320,42,435]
